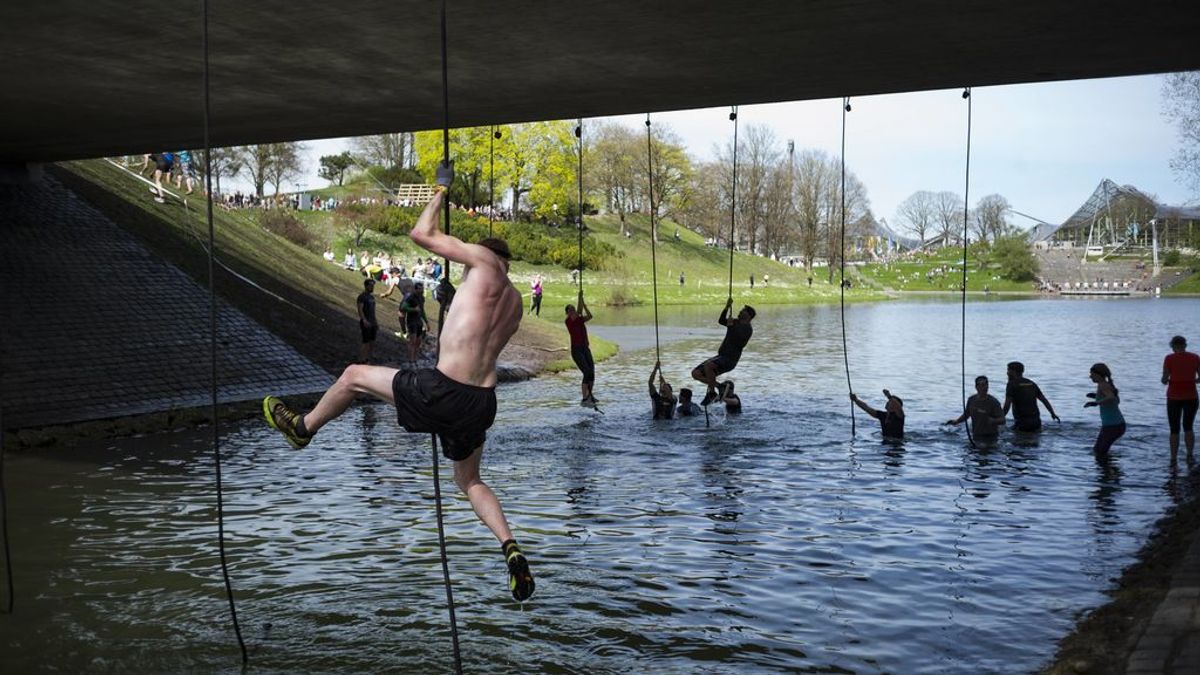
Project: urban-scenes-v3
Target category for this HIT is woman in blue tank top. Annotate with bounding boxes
[1086,363,1125,454]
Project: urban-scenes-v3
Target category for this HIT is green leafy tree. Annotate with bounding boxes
[318,151,356,186]
[642,123,692,241]
[992,234,1039,281]
[588,122,642,236]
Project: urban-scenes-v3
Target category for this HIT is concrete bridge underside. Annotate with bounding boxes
[2,0,1199,162]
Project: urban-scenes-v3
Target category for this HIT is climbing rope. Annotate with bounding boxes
[645,114,661,362]
[489,126,498,237]
[0,405,11,615]
[576,118,585,292]
[727,106,739,301]
[840,97,856,436]
[200,0,248,663]
[961,88,975,447]
[434,2,464,673]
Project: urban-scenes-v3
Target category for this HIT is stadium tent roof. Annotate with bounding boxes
[1,1,1198,162]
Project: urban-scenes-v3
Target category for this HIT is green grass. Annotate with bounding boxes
[1164,270,1200,295]
[854,253,1036,293]
[54,159,575,373]
[523,212,884,308]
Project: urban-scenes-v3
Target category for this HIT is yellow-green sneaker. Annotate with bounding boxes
[263,396,311,449]
[502,540,535,602]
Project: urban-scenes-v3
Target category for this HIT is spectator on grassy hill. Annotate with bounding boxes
[400,283,430,363]
[323,247,335,263]
[344,249,356,270]
[150,152,174,204]
[529,274,543,316]
[356,278,378,364]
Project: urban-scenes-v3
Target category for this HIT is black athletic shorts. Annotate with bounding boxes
[392,368,496,461]
[1167,398,1199,434]
[406,317,426,337]
[360,323,378,343]
[571,345,595,385]
[155,156,174,174]
[696,354,737,376]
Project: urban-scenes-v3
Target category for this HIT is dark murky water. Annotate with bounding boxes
[3,298,1197,673]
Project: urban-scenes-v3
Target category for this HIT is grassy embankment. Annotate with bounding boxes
[52,159,584,376]
[852,251,1036,293]
[1163,268,1200,294]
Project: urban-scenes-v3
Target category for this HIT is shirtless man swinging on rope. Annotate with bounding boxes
[262,162,534,601]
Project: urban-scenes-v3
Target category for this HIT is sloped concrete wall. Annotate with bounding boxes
[0,174,332,429]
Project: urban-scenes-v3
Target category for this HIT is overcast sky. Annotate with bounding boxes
[274,73,1192,228]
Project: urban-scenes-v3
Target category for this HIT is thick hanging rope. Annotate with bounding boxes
[727,106,739,301]
[434,2,464,673]
[0,406,11,615]
[840,97,856,436]
[489,126,497,237]
[576,119,585,293]
[961,88,975,447]
[202,0,248,663]
[645,114,661,362]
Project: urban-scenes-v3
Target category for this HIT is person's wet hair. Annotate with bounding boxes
[975,375,988,386]
[679,388,693,400]
[1170,335,1187,348]
[742,306,756,319]
[1007,361,1024,375]
[363,278,375,289]
[565,304,575,314]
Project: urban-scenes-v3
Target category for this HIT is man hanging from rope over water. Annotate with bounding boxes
[262,162,535,602]
[692,298,756,406]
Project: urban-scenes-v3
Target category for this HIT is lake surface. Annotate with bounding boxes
[3,297,1198,673]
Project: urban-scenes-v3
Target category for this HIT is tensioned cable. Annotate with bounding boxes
[202,0,247,663]
[727,106,739,301]
[434,2,464,673]
[0,394,11,615]
[840,97,856,436]
[576,119,584,293]
[489,126,497,237]
[645,114,661,361]
[961,88,975,448]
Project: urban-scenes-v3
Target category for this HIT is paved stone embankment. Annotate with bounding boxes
[1124,526,1200,674]
[0,175,332,432]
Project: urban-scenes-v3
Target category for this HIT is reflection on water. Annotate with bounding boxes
[3,298,1199,673]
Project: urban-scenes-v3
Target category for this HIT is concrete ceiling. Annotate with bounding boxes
[2,1,1198,162]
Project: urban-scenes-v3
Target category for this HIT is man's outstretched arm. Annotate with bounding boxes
[409,164,495,269]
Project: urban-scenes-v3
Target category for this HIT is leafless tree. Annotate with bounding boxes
[588,122,641,236]
[236,143,305,197]
[973,193,1012,243]
[934,190,964,245]
[351,133,415,169]
[896,190,937,244]
[1161,71,1200,196]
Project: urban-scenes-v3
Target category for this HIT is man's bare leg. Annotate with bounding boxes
[454,447,534,600]
[453,446,513,543]
[302,364,397,435]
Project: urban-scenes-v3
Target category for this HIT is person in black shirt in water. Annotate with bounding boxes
[677,388,701,417]
[648,361,677,419]
[1002,361,1059,432]
[692,298,756,405]
[851,389,905,441]
[722,380,742,414]
[944,375,1006,443]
